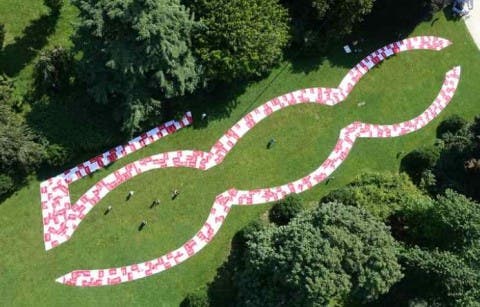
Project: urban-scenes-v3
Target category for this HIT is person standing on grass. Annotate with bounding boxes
[267,138,276,149]
[127,190,134,200]
[171,189,180,200]
[139,220,147,231]
[151,199,160,208]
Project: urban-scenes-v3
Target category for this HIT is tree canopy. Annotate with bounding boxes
[0,76,44,196]
[72,0,202,134]
[235,202,403,306]
[321,172,428,220]
[187,0,290,82]
[0,23,5,50]
[282,0,375,50]
[268,194,304,226]
[402,114,480,201]
[376,189,480,305]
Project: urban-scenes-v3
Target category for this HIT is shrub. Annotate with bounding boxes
[0,174,14,196]
[471,115,480,137]
[34,46,73,93]
[73,0,201,135]
[236,202,403,305]
[0,23,5,50]
[321,172,428,220]
[0,104,45,177]
[429,0,450,12]
[283,0,375,50]
[269,194,304,225]
[401,146,440,184]
[44,0,63,13]
[436,114,467,138]
[180,288,209,307]
[0,74,13,102]
[419,169,437,192]
[398,247,480,306]
[45,143,71,167]
[188,0,290,82]
[235,220,264,245]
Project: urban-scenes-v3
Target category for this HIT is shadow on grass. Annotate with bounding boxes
[205,231,244,306]
[288,0,444,75]
[27,82,124,181]
[165,80,246,130]
[180,235,242,307]
[180,224,262,306]
[0,12,60,77]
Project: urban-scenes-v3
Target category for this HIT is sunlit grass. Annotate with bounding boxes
[0,8,479,306]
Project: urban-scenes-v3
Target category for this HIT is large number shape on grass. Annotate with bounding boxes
[40,36,461,286]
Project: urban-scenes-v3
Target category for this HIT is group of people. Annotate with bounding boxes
[104,189,181,230]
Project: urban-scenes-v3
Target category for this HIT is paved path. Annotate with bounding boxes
[465,0,480,49]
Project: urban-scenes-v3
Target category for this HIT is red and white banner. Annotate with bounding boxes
[40,36,460,287]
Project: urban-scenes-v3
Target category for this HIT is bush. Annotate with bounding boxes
[283,0,375,50]
[0,74,13,103]
[0,86,45,178]
[73,0,201,135]
[188,0,290,82]
[45,143,71,167]
[180,288,209,307]
[236,202,403,305]
[321,172,428,220]
[471,115,480,138]
[0,23,5,50]
[235,220,265,246]
[34,46,73,93]
[396,247,480,306]
[430,0,450,12]
[0,174,14,196]
[401,146,440,184]
[269,194,304,225]
[436,114,467,138]
[44,0,63,13]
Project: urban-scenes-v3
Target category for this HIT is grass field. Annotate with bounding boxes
[0,2,479,306]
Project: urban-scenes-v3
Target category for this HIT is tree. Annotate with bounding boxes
[186,0,290,82]
[380,190,480,305]
[471,115,480,139]
[72,0,202,135]
[44,0,64,14]
[180,288,210,307]
[436,114,468,138]
[321,172,428,220]
[235,202,403,306]
[403,114,480,200]
[282,0,375,50]
[44,143,71,168]
[397,190,480,252]
[393,247,480,306]
[34,46,73,93]
[0,23,5,50]
[0,173,14,196]
[0,76,44,195]
[0,104,44,178]
[400,146,440,185]
[269,194,304,225]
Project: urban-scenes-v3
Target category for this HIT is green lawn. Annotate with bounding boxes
[0,0,77,95]
[0,3,480,306]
